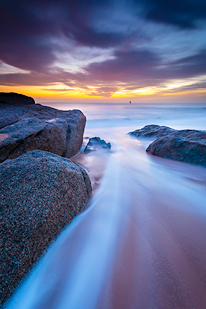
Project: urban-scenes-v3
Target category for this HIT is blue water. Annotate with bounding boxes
[43,102,206,131]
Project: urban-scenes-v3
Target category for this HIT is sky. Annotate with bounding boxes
[0,0,206,103]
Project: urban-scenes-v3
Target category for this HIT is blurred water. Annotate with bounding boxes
[43,102,206,131]
[6,103,206,308]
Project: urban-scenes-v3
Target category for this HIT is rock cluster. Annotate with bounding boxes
[84,137,111,153]
[130,125,206,167]
[0,93,92,305]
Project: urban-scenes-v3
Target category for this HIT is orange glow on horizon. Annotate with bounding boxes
[1,82,206,103]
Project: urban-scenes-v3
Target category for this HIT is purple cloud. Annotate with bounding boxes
[86,50,161,81]
[0,0,206,96]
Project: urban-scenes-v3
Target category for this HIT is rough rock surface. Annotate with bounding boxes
[84,137,111,153]
[0,92,35,106]
[0,150,92,305]
[0,98,86,162]
[129,124,176,138]
[146,130,206,167]
[130,125,206,167]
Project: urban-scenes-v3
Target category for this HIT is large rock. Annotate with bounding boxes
[0,97,86,162]
[0,92,35,106]
[0,150,92,305]
[129,124,175,138]
[146,131,206,167]
[0,118,68,163]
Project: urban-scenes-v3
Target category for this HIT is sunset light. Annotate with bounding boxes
[0,0,205,103]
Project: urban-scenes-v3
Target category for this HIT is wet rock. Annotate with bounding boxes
[146,131,206,167]
[130,125,206,167]
[0,150,92,305]
[0,92,35,106]
[129,124,175,138]
[84,137,111,153]
[169,129,206,141]
[0,98,86,162]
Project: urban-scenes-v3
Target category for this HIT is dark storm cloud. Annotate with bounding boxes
[134,0,206,28]
[0,0,59,71]
[68,29,131,48]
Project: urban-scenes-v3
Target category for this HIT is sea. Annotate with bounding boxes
[5,102,206,309]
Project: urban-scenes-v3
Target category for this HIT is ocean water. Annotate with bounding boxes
[5,103,206,308]
[44,102,206,130]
